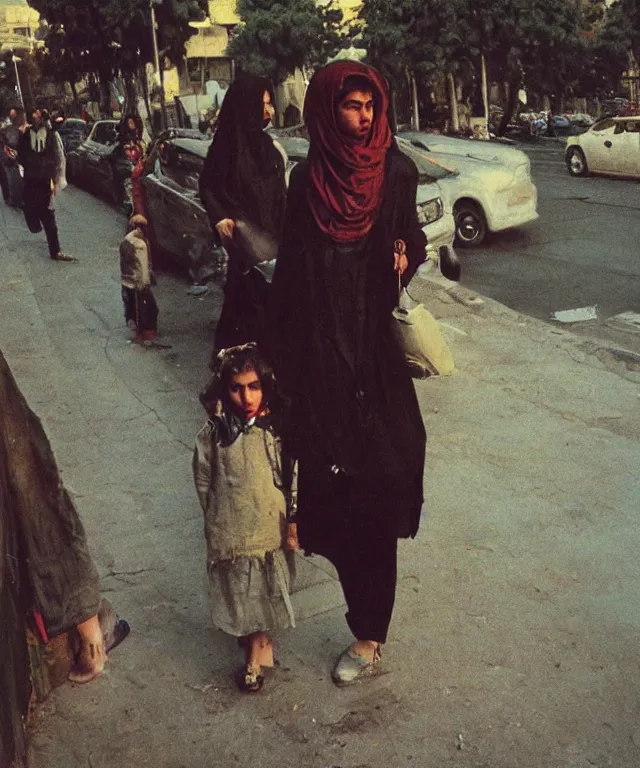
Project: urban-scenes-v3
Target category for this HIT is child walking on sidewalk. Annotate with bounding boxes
[119,215,158,345]
[193,344,298,692]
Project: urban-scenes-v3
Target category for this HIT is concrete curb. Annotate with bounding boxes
[417,270,640,383]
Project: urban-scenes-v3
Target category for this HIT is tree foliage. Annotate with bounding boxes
[228,0,346,85]
[359,0,633,123]
[30,0,207,87]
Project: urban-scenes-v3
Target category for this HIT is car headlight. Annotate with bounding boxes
[417,197,444,226]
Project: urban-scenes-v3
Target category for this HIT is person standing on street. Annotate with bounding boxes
[18,108,75,262]
[1,107,27,207]
[268,61,427,686]
[199,75,286,355]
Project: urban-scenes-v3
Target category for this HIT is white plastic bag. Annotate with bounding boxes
[392,288,454,377]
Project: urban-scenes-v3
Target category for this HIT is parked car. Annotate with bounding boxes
[141,134,455,277]
[66,120,132,205]
[400,130,529,169]
[399,132,538,246]
[565,116,640,178]
[55,118,90,154]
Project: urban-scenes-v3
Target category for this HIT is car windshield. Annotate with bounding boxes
[91,122,117,145]
[396,139,456,181]
[591,118,616,132]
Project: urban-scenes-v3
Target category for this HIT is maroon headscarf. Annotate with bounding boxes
[303,61,393,243]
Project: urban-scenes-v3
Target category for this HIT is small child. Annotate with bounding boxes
[193,344,298,692]
[119,214,158,345]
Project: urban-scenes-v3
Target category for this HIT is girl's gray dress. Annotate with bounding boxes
[193,416,295,636]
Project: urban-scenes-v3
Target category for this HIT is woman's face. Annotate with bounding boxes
[262,90,273,125]
[336,89,374,140]
[227,369,263,420]
[127,118,137,131]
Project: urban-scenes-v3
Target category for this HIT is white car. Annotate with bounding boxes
[400,130,527,169]
[565,116,640,178]
[398,134,538,247]
[276,136,456,251]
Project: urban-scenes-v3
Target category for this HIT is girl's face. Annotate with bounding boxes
[227,369,263,420]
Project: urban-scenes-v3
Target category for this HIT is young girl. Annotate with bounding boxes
[193,344,297,692]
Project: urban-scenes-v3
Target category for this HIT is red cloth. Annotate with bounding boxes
[304,61,392,243]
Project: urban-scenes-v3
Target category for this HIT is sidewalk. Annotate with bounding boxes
[1,190,639,768]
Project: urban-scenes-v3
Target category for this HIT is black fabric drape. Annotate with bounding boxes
[199,75,286,352]
[198,75,285,239]
[268,143,427,553]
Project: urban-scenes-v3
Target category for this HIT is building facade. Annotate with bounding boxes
[0,0,40,54]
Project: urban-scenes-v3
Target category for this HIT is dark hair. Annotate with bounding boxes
[338,74,375,104]
[199,345,279,417]
[119,113,143,142]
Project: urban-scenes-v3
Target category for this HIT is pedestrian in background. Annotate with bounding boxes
[269,61,427,686]
[0,107,26,208]
[18,108,74,262]
[118,114,147,218]
[193,344,298,692]
[199,75,286,355]
[119,214,158,345]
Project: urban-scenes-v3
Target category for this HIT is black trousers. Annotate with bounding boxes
[213,256,269,355]
[23,178,61,257]
[330,528,398,644]
[298,464,400,644]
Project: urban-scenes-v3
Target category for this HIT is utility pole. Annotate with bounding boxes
[12,54,24,109]
[150,0,167,131]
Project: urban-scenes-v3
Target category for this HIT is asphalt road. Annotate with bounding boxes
[458,139,640,355]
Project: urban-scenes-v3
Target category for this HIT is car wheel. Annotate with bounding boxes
[566,147,588,177]
[454,200,487,247]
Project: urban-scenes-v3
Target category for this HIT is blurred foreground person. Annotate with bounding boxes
[0,348,129,689]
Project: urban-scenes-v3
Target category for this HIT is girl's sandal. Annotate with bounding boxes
[235,664,264,693]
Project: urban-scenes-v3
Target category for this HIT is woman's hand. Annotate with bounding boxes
[285,522,299,552]
[215,218,235,240]
[394,239,408,276]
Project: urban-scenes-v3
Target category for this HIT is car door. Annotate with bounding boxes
[81,122,109,188]
[158,145,206,259]
[582,119,618,173]
[92,122,119,194]
[611,120,640,176]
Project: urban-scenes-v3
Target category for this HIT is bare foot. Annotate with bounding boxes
[247,631,274,669]
[68,616,107,684]
[68,639,106,683]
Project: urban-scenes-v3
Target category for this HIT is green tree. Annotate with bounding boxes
[30,0,207,112]
[228,0,345,86]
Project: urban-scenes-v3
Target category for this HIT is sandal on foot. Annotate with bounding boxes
[104,618,130,654]
[332,643,382,687]
[235,665,264,693]
[50,252,77,262]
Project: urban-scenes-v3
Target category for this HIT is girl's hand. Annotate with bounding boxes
[285,522,299,552]
[215,218,235,240]
[394,238,408,276]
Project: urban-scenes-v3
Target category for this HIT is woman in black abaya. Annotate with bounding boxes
[199,76,286,354]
